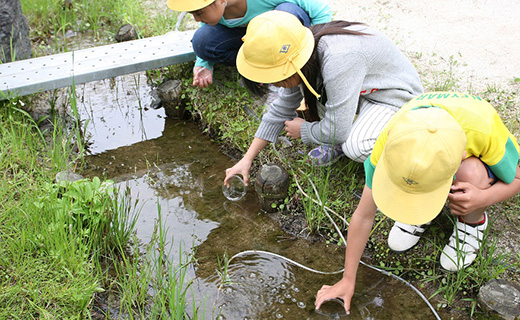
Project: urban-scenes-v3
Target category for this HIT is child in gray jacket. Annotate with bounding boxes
[225,11,424,185]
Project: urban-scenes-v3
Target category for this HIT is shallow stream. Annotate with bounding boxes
[79,72,441,319]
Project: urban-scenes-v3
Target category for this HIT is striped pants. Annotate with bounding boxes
[342,98,400,163]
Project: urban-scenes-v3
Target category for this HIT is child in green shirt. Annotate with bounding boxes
[166,0,331,88]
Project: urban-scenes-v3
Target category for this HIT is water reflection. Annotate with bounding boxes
[82,73,442,319]
[116,176,219,259]
[77,72,164,155]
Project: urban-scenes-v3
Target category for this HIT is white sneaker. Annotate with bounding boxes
[440,212,488,272]
[388,221,430,253]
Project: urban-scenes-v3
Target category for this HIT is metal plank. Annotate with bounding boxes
[0,30,196,100]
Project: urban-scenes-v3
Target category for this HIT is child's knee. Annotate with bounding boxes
[192,27,216,58]
[342,140,370,163]
[455,157,490,186]
[274,3,311,27]
[192,25,244,65]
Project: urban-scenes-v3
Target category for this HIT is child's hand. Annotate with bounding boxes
[284,117,304,139]
[448,182,485,215]
[193,67,213,89]
[224,158,253,187]
[315,277,354,315]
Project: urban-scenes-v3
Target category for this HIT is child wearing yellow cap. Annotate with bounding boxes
[315,92,520,314]
[166,0,332,89]
[224,11,423,183]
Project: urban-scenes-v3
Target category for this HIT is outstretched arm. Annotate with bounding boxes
[315,184,378,314]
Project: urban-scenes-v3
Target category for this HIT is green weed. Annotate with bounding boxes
[0,101,99,317]
[216,252,234,288]
[180,65,261,153]
[115,205,201,319]
[0,90,199,317]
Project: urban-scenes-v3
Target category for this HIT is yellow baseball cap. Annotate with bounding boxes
[236,11,320,98]
[372,107,467,225]
[166,0,214,12]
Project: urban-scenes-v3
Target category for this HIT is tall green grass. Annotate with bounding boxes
[0,99,98,317]
[4,0,202,316]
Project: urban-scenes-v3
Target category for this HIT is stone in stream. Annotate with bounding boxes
[114,24,137,42]
[255,163,289,213]
[477,279,520,320]
[156,79,189,119]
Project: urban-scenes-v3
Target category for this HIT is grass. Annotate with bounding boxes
[21,0,181,55]
[0,99,98,317]
[114,206,202,319]
[2,2,204,317]
[421,215,520,316]
[175,66,262,153]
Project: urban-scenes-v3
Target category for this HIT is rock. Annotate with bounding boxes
[156,79,189,119]
[149,88,162,109]
[0,0,32,63]
[114,24,137,42]
[478,279,520,320]
[254,164,289,213]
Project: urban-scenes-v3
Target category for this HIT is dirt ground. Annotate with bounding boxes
[328,0,520,90]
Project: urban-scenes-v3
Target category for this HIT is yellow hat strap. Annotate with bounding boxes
[280,51,320,100]
[295,67,321,99]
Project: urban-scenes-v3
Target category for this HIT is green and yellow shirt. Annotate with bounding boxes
[365,92,520,188]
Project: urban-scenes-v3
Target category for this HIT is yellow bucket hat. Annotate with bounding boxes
[236,11,320,98]
[372,107,467,225]
[166,0,214,12]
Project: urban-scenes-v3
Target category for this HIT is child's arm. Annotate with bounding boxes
[315,184,378,314]
[192,24,214,89]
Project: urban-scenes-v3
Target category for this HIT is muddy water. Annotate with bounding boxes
[79,73,440,319]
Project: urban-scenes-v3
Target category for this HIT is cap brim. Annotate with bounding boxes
[166,0,211,11]
[372,151,451,225]
[236,28,314,83]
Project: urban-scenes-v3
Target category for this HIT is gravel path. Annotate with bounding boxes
[328,0,520,90]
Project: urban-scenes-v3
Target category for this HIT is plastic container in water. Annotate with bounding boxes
[315,298,348,318]
[222,175,247,201]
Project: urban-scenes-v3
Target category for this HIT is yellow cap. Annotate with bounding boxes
[166,0,214,11]
[372,107,467,225]
[236,11,320,98]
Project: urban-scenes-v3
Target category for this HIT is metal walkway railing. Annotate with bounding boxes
[0,30,196,100]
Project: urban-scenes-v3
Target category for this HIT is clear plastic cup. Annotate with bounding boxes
[315,298,348,317]
[222,175,247,201]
